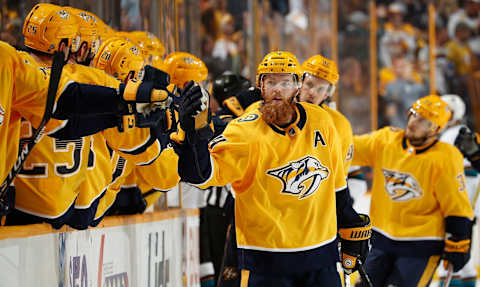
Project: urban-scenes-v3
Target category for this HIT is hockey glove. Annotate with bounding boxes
[443,236,471,272]
[142,65,170,88]
[443,216,474,272]
[339,214,372,274]
[118,76,175,131]
[222,87,262,117]
[455,127,480,159]
[178,81,213,143]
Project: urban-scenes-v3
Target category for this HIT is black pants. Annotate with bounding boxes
[362,247,441,287]
[240,266,342,287]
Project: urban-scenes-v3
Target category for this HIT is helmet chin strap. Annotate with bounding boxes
[290,88,300,104]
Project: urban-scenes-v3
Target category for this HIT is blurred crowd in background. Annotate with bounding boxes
[1,0,480,133]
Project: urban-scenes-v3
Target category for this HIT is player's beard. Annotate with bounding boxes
[260,94,296,126]
[406,133,430,146]
[405,128,434,146]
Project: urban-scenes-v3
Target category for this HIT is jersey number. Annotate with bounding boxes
[20,138,96,177]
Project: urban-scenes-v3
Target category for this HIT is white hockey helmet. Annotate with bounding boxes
[440,94,466,123]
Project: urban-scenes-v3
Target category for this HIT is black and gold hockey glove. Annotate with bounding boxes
[178,81,213,143]
[455,127,480,170]
[443,236,471,272]
[118,66,173,131]
[339,214,372,274]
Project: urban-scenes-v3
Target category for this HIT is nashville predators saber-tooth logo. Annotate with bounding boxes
[267,156,329,199]
[382,168,423,201]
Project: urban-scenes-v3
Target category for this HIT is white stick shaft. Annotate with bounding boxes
[444,264,454,287]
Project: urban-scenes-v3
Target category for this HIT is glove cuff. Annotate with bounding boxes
[339,214,372,241]
[445,216,474,239]
[445,238,471,253]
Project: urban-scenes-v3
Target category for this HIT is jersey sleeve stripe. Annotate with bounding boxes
[119,133,157,155]
[335,185,348,193]
[136,144,161,166]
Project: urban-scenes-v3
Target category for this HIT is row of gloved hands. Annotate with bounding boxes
[119,64,215,141]
[124,64,262,143]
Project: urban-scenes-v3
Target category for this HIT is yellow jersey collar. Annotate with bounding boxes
[401,136,438,155]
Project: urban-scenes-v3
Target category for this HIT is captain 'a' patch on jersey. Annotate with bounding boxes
[267,155,330,200]
[382,168,423,202]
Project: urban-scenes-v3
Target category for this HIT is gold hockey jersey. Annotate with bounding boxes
[93,145,179,221]
[246,101,353,176]
[196,103,347,252]
[0,42,58,189]
[353,127,474,240]
[14,61,160,219]
[321,104,353,176]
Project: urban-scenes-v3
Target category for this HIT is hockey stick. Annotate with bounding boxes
[344,271,351,287]
[357,259,373,287]
[443,263,454,287]
[216,222,233,287]
[473,179,480,210]
[0,51,65,217]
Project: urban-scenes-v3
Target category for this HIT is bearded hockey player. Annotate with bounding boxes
[202,72,259,287]
[353,95,474,286]
[174,51,371,286]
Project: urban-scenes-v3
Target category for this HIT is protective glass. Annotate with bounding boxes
[262,75,297,90]
[408,109,434,129]
[302,73,332,95]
